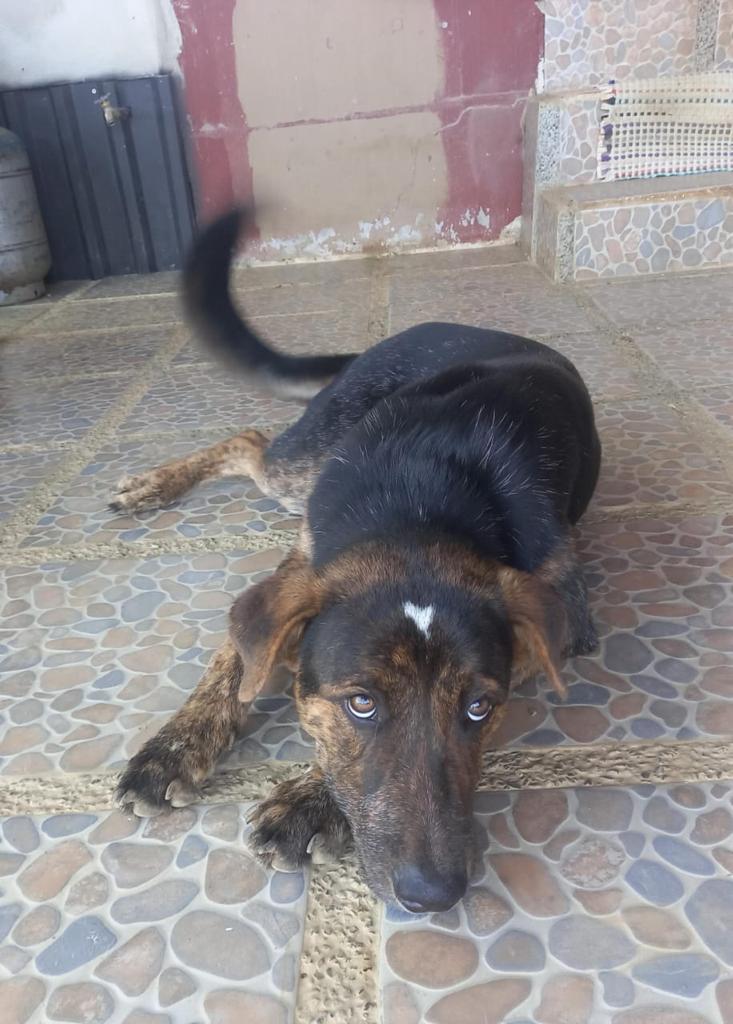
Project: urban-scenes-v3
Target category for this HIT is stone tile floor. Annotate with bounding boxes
[1,250,733,1022]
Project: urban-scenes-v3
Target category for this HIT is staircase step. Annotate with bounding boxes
[532,172,733,282]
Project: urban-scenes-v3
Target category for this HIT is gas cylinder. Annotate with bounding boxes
[0,127,51,305]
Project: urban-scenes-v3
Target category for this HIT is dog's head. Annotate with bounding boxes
[231,543,568,911]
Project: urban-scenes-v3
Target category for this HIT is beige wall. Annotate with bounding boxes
[177,0,542,258]
[233,0,449,257]
[234,0,442,125]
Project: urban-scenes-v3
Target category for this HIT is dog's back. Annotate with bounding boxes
[184,209,599,517]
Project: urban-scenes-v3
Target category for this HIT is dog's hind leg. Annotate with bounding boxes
[109,429,271,513]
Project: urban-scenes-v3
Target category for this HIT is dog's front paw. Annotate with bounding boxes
[249,773,352,872]
[116,730,205,817]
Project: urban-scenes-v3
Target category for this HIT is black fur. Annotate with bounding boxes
[119,208,604,908]
[186,208,601,579]
[183,208,356,391]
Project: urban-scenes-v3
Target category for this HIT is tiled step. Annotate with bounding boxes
[523,93,599,192]
[520,91,600,262]
[530,172,733,282]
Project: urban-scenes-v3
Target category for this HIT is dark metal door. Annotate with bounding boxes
[0,74,196,280]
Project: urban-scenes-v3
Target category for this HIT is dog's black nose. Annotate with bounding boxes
[392,864,467,913]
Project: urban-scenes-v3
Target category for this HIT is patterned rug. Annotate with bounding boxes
[598,71,733,180]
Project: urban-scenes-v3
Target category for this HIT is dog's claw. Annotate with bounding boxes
[307,833,339,865]
[132,796,165,818]
[165,779,201,808]
[270,851,302,873]
[108,473,167,514]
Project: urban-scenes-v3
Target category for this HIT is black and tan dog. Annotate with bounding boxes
[116,209,601,912]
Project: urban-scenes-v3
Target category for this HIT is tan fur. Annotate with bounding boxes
[497,564,570,698]
[117,443,584,899]
[117,638,268,813]
[229,547,322,702]
[110,430,270,512]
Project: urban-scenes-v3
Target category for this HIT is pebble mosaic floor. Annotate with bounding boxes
[1,252,733,1023]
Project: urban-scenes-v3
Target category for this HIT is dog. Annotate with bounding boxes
[116,208,601,912]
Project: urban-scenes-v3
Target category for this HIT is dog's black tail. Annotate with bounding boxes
[182,207,356,400]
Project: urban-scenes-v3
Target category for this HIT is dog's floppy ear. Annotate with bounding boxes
[497,566,568,699]
[229,548,322,702]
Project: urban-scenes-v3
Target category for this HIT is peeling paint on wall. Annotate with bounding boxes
[175,0,542,257]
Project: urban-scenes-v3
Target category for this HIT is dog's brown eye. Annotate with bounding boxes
[467,697,493,722]
[346,694,377,721]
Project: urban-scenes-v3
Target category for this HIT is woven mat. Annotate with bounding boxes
[598,72,733,181]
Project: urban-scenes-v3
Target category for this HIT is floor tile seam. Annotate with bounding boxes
[581,263,733,289]
[3,280,98,336]
[19,319,186,340]
[389,256,527,278]
[610,328,733,481]
[0,427,258,455]
[4,368,141,386]
[621,325,733,354]
[572,287,733,477]
[72,289,181,303]
[367,260,392,344]
[530,325,634,340]
[0,528,289,567]
[575,284,727,341]
[657,388,733,481]
[0,440,79,455]
[590,389,659,405]
[6,490,731,567]
[583,493,733,524]
[3,739,733,816]
[0,327,191,553]
[573,300,733,338]
[294,857,380,1024]
[13,305,357,344]
[77,275,376,301]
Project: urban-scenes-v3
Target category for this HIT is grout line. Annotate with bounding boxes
[4,369,137,386]
[571,285,733,486]
[3,494,732,569]
[12,527,289,561]
[367,260,392,343]
[6,279,98,337]
[0,327,190,552]
[583,493,733,524]
[295,857,380,1024]
[14,320,185,341]
[4,738,733,817]
[0,440,80,454]
[74,276,373,301]
[1,531,290,567]
[15,306,344,342]
[0,423,280,455]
